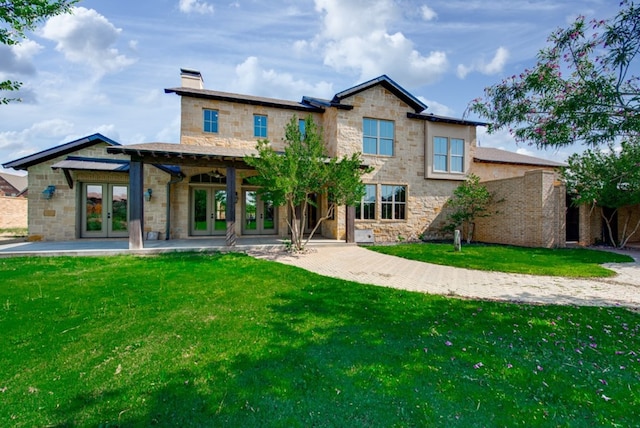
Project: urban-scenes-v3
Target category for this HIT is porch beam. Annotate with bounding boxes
[225,166,237,246]
[346,205,355,243]
[129,158,144,250]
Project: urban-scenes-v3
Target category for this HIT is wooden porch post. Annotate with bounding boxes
[225,166,237,246]
[129,158,144,249]
[346,205,355,243]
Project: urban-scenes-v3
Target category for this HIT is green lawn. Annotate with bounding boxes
[366,243,634,277]
[1,253,639,427]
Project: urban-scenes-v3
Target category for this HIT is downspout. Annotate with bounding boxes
[165,173,184,240]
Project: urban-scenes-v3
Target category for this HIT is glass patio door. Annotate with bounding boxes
[191,187,227,236]
[82,183,129,238]
[243,190,276,235]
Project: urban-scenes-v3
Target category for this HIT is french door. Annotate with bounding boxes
[191,187,227,236]
[243,190,276,235]
[82,183,129,238]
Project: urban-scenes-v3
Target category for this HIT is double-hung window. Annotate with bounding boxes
[381,185,406,220]
[355,184,376,220]
[203,109,218,133]
[254,114,268,138]
[434,137,464,173]
[363,118,394,156]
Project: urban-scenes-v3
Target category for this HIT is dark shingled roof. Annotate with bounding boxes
[474,147,566,167]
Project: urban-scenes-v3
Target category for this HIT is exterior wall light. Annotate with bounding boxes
[144,188,153,201]
[42,185,56,200]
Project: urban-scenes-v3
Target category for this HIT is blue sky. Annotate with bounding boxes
[0,0,620,174]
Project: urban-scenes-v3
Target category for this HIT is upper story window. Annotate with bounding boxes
[254,114,268,138]
[203,109,218,133]
[355,184,376,220]
[434,137,464,173]
[363,118,394,156]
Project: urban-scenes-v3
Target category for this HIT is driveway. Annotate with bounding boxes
[252,245,640,309]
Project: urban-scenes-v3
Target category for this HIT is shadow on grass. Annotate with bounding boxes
[109,282,638,426]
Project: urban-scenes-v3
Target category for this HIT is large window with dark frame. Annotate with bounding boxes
[381,185,406,220]
[355,184,376,220]
[434,136,464,173]
[363,118,394,156]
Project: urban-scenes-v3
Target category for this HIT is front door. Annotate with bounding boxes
[243,190,276,235]
[191,187,227,236]
[82,183,129,238]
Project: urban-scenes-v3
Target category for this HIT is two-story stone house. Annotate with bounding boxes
[4,70,572,248]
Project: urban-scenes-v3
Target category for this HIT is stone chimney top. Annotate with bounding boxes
[180,68,204,89]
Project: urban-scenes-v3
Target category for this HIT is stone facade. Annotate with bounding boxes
[474,170,566,248]
[23,143,172,241]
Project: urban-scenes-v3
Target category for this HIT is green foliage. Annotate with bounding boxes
[563,140,640,247]
[367,243,633,277]
[444,174,494,243]
[0,253,638,426]
[245,115,369,251]
[0,0,78,104]
[469,1,640,148]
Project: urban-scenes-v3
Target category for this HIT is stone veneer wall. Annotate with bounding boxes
[26,143,171,241]
[474,169,566,248]
[0,196,27,229]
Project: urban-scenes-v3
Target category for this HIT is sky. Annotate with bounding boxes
[0,0,622,175]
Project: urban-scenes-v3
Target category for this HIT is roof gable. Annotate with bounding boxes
[332,75,428,113]
[0,172,28,192]
[2,133,120,171]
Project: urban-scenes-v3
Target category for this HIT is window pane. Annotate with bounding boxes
[395,186,406,202]
[451,139,464,155]
[381,203,392,219]
[363,137,377,154]
[363,202,375,219]
[451,157,463,172]
[380,138,393,156]
[363,118,375,137]
[434,154,447,171]
[395,204,405,220]
[379,120,394,138]
[434,137,448,155]
[381,185,393,202]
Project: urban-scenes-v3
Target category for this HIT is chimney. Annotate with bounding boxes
[180,68,204,89]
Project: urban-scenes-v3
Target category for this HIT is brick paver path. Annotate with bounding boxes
[252,245,640,309]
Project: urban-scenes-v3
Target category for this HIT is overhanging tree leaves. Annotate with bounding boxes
[443,174,494,244]
[469,1,640,148]
[245,115,369,252]
[1,0,78,104]
[563,140,640,248]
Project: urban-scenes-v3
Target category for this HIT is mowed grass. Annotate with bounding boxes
[366,243,634,277]
[0,253,639,427]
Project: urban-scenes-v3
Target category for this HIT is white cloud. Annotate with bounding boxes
[0,40,43,76]
[179,0,214,14]
[457,46,509,78]
[40,7,136,77]
[421,5,437,21]
[417,97,455,116]
[231,57,334,100]
[313,0,448,86]
[0,119,75,153]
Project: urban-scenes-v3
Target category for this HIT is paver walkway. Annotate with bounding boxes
[252,245,640,309]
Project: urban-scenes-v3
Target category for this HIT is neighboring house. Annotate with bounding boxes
[2,70,576,248]
[0,172,28,230]
[0,172,28,197]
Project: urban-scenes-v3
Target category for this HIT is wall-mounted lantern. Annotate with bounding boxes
[144,188,153,202]
[42,185,56,200]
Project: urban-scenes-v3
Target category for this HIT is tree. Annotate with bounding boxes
[1,0,78,104]
[469,1,640,148]
[245,115,369,252]
[563,140,640,248]
[443,174,494,244]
